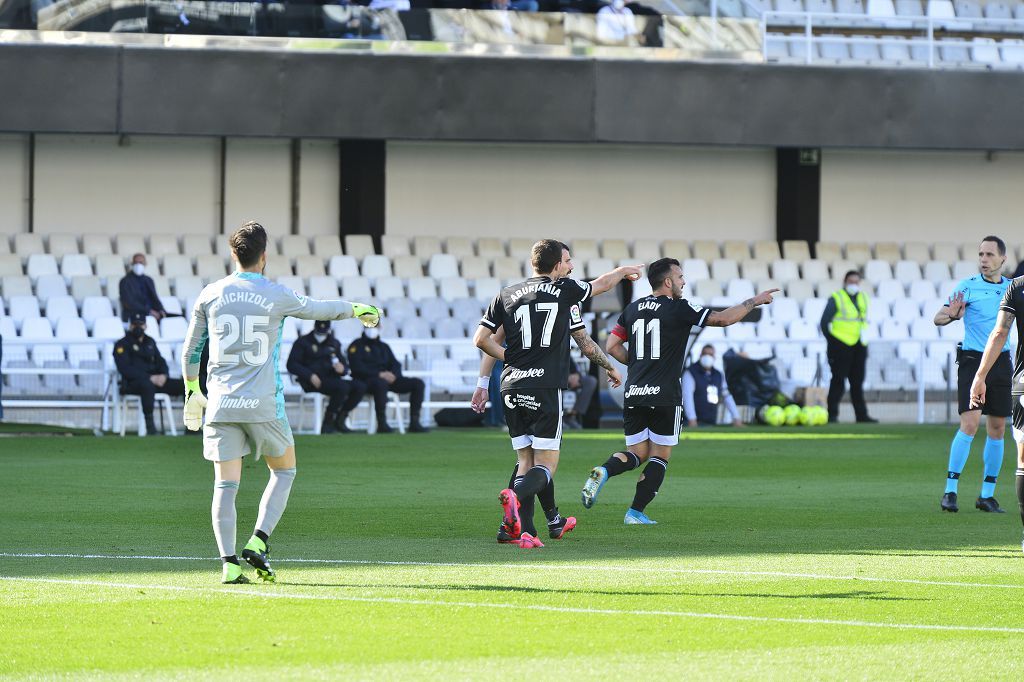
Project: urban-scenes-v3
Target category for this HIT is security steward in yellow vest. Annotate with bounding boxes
[819,270,877,424]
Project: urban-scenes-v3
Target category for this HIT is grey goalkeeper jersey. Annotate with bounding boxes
[181,271,355,424]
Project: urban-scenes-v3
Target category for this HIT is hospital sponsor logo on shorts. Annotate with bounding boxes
[217,396,261,409]
[507,367,545,381]
[512,394,542,411]
[625,384,662,399]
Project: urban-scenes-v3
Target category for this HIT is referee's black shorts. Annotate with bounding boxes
[958,349,1012,417]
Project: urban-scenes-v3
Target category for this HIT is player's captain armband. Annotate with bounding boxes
[610,324,627,340]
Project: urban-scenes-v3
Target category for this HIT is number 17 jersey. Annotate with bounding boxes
[480,276,592,391]
[611,295,710,407]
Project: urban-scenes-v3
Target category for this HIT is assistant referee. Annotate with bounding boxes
[934,235,1011,514]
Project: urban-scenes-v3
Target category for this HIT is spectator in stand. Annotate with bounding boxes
[287,320,367,434]
[348,323,428,433]
[113,313,183,435]
[118,254,166,323]
[683,345,742,427]
[596,0,638,43]
[490,0,540,12]
[563,359,597,429]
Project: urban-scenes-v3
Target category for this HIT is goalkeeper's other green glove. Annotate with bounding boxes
[183,378,208,431]
[352,302,381,328]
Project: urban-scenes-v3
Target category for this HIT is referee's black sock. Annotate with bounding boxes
[1016,468,1024,528]
[602,451,641,478]
[631,457,668,513]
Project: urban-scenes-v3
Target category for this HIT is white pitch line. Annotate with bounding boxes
[4,575,1024,635]
[1,552,1023,592]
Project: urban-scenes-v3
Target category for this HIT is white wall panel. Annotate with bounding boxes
[822,150,1024,245]
[33,135,219,237]
[386,142,776,243]
[0,134,29,237]
[298,140,339,237]
[223,138,290,237]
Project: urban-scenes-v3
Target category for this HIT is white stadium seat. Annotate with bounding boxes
[711,259,739,282]
[460,257,490,280]
[439,277,470,301]
[863,259,893,283]
[280,235,311,261]
[413,236,442,260]
[34,274,68,305]
[9,295,41,328]
[0,254,22,277]
[115,234,146,257]
[81,297,114,331]
[328,255,360,280]
[473,277,501,303]
[82,233,113,255]
[308,276,339,299]
[922,261,950,284]
[908,280,937,302]
[361,255,393,281]
[277,276,306,296]
[726,279,755,301]
[14,233,45,258]
[601,240,630,261]
[45,296,78,324]
[407,277,438,302]
[341,276,374,300]
[47,234,80,257]
[632,239,661,262]
[874,279,905,302]
[344,235,376,259]
[771,259,800,283]
[312,235,342,257]
[787,319,820,340]
[771,298,802,324]
[428,254,460,280]
[951,261,976,280]
[375,276,405,301]
[55,317,88,340]
[892,260,921,285]
[294,255,327,279]
[477,238,505,260]
[681,258,710,282]
[92,316,125,341]
[381,235,411,258]
[26,254,59,282]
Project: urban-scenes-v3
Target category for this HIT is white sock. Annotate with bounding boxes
[212,480,238,558]
[254,468,296,538]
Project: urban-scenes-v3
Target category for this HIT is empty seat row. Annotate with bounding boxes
[769,34,1024,67]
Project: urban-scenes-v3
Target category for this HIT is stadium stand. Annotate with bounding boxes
[2,231,1015,432]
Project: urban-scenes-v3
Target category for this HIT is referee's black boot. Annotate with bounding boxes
[941,492,959,512]
[975,496,1006,513]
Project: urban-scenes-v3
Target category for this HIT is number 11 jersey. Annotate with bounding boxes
[480,276,592,391]
[611,295,710,407]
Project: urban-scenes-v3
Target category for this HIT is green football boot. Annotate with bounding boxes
[242,536,276,583]
[222,562,250,585]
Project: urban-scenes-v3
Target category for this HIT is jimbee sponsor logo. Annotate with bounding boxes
[624,384,661,399]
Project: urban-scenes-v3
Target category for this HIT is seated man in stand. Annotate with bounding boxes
[287,320,367,434]
[683,344,743,427]
[348,323,428,433]
[113,313,183,435]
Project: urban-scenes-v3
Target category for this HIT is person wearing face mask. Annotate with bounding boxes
[819,270,876,424]
[113,312,184,435]
[596,0,638,44]
[348,324,429,433]
[118,253,166,323]
[682,345,742,428]
[286,320,367,434]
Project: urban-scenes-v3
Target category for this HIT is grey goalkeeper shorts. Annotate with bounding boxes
[203,418,294,462]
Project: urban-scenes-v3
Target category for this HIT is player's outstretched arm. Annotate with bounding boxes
[280,289,380,327]
[705,289,779,327]
[471,327,505,413]
[934,291,965,326]
[970,310,1012,407]
[572,328,622,387]
[606,332,628,365]
[589,264,644,297]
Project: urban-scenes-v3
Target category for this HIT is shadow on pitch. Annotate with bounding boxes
[284,582,928,602]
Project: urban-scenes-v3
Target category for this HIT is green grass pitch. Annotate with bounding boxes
[3,424,1024,679]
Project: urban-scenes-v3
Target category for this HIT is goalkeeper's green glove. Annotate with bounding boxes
[183,377,208,431]
[352,302,381,328]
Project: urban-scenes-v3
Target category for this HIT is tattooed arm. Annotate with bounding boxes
[969,310,1013,407]
[572,328,623,388]
[705,289,780,327]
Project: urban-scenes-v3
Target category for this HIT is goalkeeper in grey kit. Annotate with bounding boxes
[181,221,381,584]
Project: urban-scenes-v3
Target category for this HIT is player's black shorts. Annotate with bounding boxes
[502,388,563,451]
[623,404,681,447]
[1013,394,1024,442]
[958,349,1012,417]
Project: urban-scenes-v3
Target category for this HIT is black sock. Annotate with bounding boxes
[1016,468,1024,528]
[602,451,641,477]
[514,466,550,537]
[255,530,269,544]
[506,463,519,490]
[631,457,668,513]
[222,555,240,566]
[538,479,559,524]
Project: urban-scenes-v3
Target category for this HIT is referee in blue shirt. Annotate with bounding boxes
[934,236,1012,514]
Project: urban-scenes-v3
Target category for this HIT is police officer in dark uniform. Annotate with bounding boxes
[286,320,367,434]
[113,313,184,435]
[348,325,428,433]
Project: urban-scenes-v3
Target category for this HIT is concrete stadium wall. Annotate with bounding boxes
[821,150,1024,246]
[0,135,340,239]
[385,142,776,242]
[3,135,1024,247]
